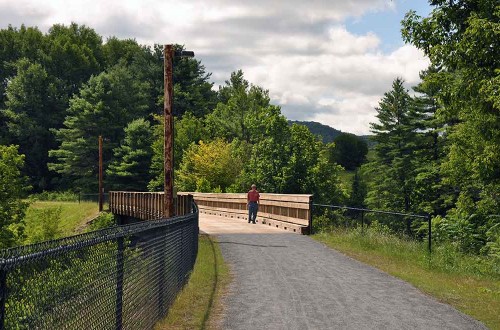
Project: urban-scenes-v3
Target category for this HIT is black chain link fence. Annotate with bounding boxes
[0,206,199,329]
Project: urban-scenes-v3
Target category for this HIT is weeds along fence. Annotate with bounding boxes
[0,206,199,330]
[312,204,431,252]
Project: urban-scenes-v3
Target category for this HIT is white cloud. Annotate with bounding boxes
[0,0,429,134]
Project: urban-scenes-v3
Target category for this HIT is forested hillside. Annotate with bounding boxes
[1,0,499,259]
[288,120,342,143]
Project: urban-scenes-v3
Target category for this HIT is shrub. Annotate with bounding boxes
[30,191,79,202]
[88,212,116,231]
[24,207,62,243]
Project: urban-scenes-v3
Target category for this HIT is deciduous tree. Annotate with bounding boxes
[0,145,30,248]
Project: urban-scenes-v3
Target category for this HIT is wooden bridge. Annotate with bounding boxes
[109,191,313,234]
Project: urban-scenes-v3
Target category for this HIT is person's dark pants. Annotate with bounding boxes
[248,202,258,223]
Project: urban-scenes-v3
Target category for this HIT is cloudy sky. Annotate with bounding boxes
[0,0,431,135]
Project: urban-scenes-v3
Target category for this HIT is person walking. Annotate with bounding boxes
[247,184,260,224]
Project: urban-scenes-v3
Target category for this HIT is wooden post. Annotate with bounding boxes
[164,45,174,218]
[308,196,313,235]
[98,135,103,212]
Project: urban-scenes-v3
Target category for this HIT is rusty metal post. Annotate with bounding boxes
[164,45,174,218]
[98,135,103,212]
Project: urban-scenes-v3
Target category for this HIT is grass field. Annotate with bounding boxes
[24,201,100,240]
[156,235,230,330]
[313,229,500,329]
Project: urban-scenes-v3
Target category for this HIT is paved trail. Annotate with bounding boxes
[200,214,486,330]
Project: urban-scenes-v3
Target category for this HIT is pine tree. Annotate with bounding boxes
[106,119,153,191]
[366,78,421,233]
[49,65,149,192]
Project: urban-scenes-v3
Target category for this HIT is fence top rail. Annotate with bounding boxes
[0,210,198,268]
[313,203,429,219]
[110,191,163,194]
[178,192,312,203]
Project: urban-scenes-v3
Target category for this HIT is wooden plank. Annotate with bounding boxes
[198,205,310,226]
[188,192,312,203]
[192,196,310,210]
[260,194,312,203]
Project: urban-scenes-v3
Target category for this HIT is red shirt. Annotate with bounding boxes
[247,190,260,202]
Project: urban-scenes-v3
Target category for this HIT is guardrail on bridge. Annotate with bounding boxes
[109,192,193,220]
[180,192,313,234]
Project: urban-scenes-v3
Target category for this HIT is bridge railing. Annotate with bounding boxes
[180,192,313,234]
[109,191,193,220]
[0,208,198,330]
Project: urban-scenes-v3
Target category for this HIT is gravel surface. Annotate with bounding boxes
[200,214,486,330]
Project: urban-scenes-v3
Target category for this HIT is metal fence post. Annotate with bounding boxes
[428,214,432,254]
[158,226,167,318]
[0,268,7,330]
[115,222,124,329]
[361,210,365,234]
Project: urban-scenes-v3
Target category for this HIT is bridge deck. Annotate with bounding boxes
[199,214,485,330]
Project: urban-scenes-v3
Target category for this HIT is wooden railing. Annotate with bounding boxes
[109,192,193,220]
[179,192,312,234]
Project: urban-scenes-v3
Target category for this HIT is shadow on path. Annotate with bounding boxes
[218,241,287,248]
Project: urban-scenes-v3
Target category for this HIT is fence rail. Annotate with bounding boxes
[109,192,193,220]
[0,206,199,330]
[313,204,432,252]
[181,192,313,234]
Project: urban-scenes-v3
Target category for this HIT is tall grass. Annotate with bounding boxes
[156,235,230,330]
[23,201,99,243]
[29,191,80,202]
[314,227,500,329]
[317,226,499,279]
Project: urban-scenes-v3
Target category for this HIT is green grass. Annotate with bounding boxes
[156,235,230,330]
[25,201,99,237]
[313,228,500,329]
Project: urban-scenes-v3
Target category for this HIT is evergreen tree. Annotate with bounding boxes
[366,78,421,233]
[2,59,65,191]
[349,170,367,208]
[49,65,149,192]
[106,119,153,191]
[411,68,453,216]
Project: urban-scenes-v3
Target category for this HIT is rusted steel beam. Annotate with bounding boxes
[164,45,174,219]
[98,135,103,212]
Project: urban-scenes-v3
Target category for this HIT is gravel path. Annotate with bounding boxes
[200,214,486,330]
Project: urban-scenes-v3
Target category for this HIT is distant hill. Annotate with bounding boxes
[288,120,375,147]
[288,121,342,143]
